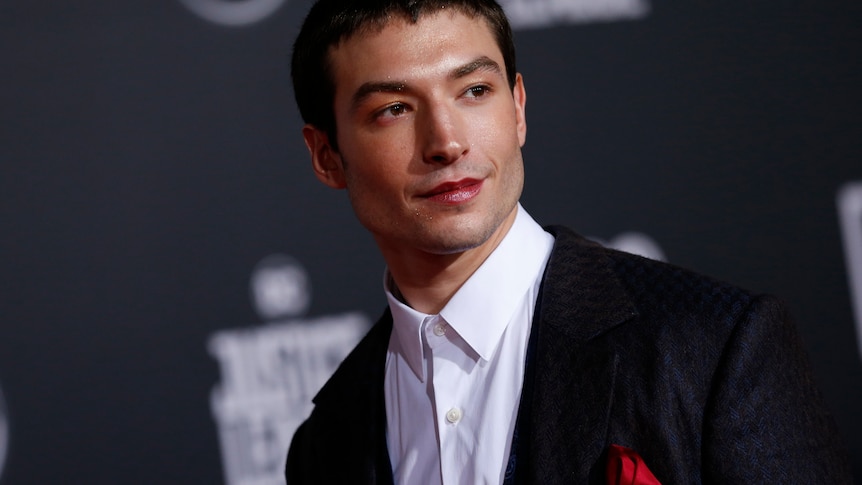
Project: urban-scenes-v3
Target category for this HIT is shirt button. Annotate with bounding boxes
[446,407,462,424]
[432,323,447,337]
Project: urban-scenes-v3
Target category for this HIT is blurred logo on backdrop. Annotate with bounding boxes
[500,0,650,29]
[179,0,287,26]
[209,254,368,485]
[837,181,862,360]
[593,231,666,262]
[179,0,649,28]
[0,383,8,481]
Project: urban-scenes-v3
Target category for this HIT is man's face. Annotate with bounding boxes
[304,11,526,257]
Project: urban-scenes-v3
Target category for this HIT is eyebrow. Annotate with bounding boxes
[349,56,503,111]
[351,81,407,110]
[451,56,501,80]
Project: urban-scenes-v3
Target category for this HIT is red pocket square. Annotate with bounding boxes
[606,444,661,485]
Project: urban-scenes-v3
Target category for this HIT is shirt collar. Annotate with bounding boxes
[385,276,429,380]
[385,204,554,381]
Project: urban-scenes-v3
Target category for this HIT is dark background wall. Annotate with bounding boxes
[1,0,860,483]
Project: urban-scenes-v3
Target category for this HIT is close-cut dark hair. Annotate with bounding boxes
[291,0,517,150]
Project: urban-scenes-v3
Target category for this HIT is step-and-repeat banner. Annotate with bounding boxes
[1,0,860,483]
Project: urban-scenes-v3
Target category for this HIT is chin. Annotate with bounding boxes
[417,224,498,255]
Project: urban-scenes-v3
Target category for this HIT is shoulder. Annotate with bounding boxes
[544,225,763,332]
[538,225,794,384]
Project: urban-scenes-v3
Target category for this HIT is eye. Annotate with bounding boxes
[375,102,410,120]
[464,85,491,99]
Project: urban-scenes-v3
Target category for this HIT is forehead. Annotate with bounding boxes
[326,11,502,94]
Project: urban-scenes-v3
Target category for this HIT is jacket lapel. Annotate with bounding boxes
[524,226,639,483]
[311,311,394,485]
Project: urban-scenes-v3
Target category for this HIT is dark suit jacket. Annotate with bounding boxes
[286,226,852,484]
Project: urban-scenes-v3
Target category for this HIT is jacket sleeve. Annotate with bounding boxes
[701,295,852,483]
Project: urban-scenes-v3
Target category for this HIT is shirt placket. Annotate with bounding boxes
[424,315,476,484]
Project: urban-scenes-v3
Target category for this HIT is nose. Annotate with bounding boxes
[420,103,468,165]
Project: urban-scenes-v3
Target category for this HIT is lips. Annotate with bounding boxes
[422,178,483,204]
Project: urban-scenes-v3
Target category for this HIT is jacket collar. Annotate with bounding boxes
[540,225,638,341]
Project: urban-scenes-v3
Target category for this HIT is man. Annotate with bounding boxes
[286,0,852,483]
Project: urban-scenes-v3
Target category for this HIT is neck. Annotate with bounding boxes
[382,210,518,314]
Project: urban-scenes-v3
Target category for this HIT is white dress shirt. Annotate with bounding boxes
[384,205,555,485]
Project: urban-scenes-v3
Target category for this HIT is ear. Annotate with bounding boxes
[302,124,346,189]
[512,73,527,147]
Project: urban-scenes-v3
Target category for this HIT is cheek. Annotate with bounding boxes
[341,149,404,201]
[473,102,520,142]
[344,133,414,187]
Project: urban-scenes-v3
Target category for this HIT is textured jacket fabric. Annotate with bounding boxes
[286,226,852,484]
